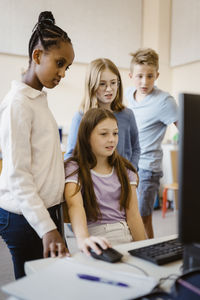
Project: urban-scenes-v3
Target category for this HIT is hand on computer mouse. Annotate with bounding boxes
[89,244,123,263]
[76,235,111,256]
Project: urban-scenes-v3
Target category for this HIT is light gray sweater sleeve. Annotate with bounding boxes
[64,112,83,160]
[129,110,140,169]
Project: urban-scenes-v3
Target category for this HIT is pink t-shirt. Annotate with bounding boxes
[65,161,137,225]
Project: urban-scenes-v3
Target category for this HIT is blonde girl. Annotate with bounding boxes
[64,58,140,170]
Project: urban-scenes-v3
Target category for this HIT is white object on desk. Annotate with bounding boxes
[24,235,181,277]
[2,235,181,300]
[2,259,157,300]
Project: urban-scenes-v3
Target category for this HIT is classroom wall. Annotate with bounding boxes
[142,0,176,142]
[0,53,87,133]
[142,0,172,94]
[142,0,200,100]
[0,0,200,141]
[0,0,141,136]
[0,0,142,68]
[142,0,200,141]
[0,54,132,135]
[172,62,200,100]
[170,0,200,99]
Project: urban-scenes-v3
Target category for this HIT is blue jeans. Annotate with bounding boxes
[0,205,61,279]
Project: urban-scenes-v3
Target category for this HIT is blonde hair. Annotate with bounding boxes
[129,48,159,74]
[80,58,125,114]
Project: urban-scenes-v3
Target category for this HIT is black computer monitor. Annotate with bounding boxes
[178,93,200,271]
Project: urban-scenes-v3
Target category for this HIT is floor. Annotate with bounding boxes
[0,208,178,300]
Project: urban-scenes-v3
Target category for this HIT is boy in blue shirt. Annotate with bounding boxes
[125,48,178,238]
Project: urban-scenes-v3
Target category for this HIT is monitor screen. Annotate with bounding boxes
[178,93,200,244]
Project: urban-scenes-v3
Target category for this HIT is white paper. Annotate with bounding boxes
[2,259,158,300]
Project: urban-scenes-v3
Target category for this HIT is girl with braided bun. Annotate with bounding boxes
[0,11,74,279]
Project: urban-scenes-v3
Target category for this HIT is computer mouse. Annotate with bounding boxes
[89,244,123,263]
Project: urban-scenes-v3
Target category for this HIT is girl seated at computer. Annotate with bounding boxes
[64,108,146,256]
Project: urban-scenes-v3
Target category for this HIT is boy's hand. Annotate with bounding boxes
[42,229,70,258]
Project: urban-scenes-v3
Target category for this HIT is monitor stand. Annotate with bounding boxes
[183,243,200,272]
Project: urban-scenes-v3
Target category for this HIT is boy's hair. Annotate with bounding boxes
[130,48,159,74]
[80,58,125,114]
[65,108,138,222]
[28,11,72,65]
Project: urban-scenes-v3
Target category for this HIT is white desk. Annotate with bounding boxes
[25,234,182,290]
[4,235,182,300]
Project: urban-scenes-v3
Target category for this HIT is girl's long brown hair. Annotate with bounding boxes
[65,108,138,221]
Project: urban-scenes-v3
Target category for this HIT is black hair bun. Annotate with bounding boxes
[38,11,55,25]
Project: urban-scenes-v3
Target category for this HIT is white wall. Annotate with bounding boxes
[142,0,177,142]
[0,53,83,133]
[0,0,139,136]
[171,0,200,67]
[0,0,142,68]
[0,53,132,135]
[1,0,200,141]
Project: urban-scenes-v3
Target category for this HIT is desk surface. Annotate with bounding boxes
[25,234,182,291]
[4,235,182,300]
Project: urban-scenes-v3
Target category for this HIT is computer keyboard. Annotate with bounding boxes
[128,238,183,265]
